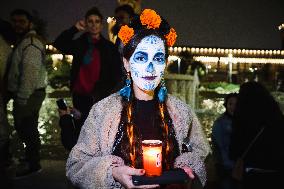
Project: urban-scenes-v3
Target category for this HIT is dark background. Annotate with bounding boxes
[0,0,283,49]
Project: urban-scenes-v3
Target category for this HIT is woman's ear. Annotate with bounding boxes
[123,57,130,72]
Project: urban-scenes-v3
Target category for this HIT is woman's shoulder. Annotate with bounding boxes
[166,94,197,126]
[167,94,193,114]
[91,92,122,112]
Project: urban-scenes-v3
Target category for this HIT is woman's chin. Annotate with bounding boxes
[144,89,155,95]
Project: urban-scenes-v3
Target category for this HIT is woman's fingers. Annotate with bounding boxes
[58,109,68,116]
[113,166,160,188]
[126,168,145,176]
[183,166,195,179]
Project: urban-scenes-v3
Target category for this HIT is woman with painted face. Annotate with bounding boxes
[66,9,210,189]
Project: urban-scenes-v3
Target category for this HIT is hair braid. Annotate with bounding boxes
[158,101,180,170]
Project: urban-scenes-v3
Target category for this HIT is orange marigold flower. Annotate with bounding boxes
[118,25,135,45]
[140,9,161,29]
[165,28,177,47]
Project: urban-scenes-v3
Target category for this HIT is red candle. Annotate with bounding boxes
[142,140,162,176]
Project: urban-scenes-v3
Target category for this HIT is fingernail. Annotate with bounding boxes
[140,170,144,174]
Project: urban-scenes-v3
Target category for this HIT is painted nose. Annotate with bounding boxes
[146,62,156,74]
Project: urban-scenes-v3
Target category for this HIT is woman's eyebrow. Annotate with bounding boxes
[154,52,165,56]
[134,51,148,56]
[156,47,165,52]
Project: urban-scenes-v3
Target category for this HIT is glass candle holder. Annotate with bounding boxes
[142,140,162,176]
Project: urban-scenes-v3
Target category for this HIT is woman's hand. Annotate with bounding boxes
[58,107,70,117]
[112,166,159,189]
[182,166,195,179]
[70,107,82,120]
[75,20,86,31]
[107,17,116,30]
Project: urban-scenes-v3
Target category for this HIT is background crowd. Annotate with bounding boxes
[0,2,283,189]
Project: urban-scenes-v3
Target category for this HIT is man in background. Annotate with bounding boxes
[6,9,47,178]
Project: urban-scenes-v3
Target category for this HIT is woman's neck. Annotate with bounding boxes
[133,84,154,101]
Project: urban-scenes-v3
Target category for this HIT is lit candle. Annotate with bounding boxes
[142,140,162,176]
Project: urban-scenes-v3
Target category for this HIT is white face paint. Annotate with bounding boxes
[129,35,166,91]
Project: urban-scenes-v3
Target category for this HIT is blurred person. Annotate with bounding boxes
[229,81,284,189]
[66,9,210,189]
[6,9,47,178]
[117,0,142,14]
[108,4,136,45]
[211,93,238,189]
[53,7,123,133]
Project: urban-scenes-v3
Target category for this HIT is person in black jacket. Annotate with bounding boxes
[229,82,284,189]
[53,7,123,132]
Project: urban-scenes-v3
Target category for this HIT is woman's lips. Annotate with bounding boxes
[142,76,157,80]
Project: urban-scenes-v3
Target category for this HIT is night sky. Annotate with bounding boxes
[1,0,283,49]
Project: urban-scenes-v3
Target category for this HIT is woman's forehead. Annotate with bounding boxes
[135,35,165,52]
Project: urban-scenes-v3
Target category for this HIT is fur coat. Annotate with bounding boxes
[66,93,210,188]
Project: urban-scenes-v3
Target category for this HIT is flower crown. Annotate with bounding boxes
[118,9,177,47]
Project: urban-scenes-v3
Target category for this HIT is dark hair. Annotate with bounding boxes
[115,4,135,17]
[224,93,238,108]
[233,81,284,129]
[122,15,171,60]
[85,7,103,20]
[10,9,33,22]
[229,81,284,161]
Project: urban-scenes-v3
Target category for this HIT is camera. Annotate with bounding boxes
[56,98,68,110]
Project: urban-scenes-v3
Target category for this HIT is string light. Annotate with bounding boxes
[168,46,284,58]
[45,44,284,65]
[193,56,284,64]
[51,54,63,61]
[278,23,284,30]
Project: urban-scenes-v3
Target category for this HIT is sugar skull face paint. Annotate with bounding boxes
[129,35,166,91]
